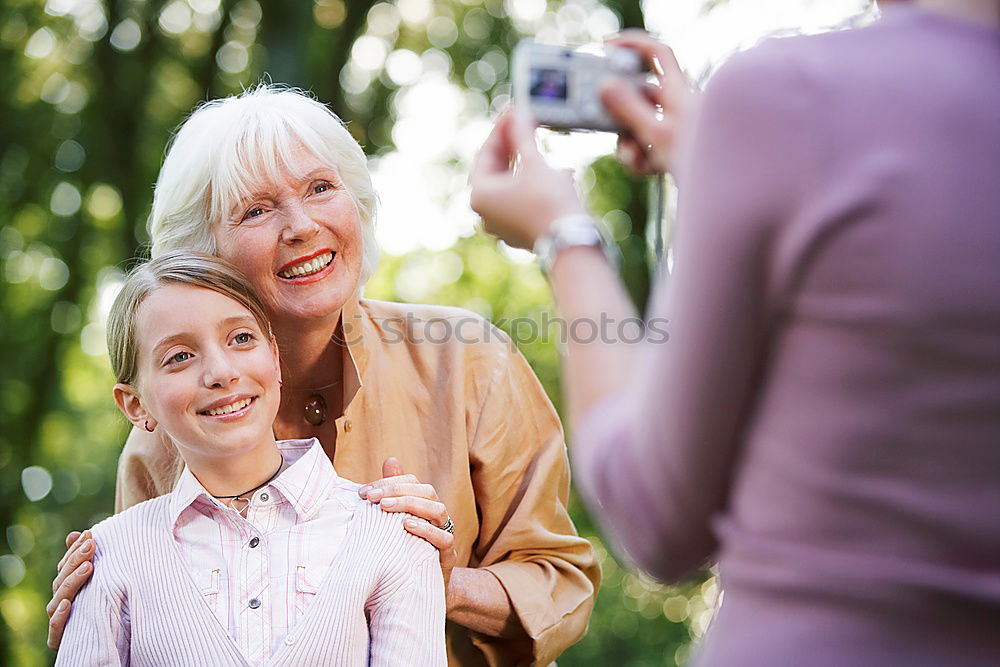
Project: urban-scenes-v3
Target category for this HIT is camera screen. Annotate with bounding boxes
[529,68,568,101]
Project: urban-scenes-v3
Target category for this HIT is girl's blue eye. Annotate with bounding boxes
[234,332,252,344]
[170,351,191,364]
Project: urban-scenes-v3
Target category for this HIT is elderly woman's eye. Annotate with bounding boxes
[313,181,331,194]
[244,206,265,220]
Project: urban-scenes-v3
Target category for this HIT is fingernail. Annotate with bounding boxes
[79,562,91,574]
[358,485,369,498]
[367,489,383,502]
[81,540,93,553]
[57,600,69,613]
[380,498,396,508]
[405,518,418,528]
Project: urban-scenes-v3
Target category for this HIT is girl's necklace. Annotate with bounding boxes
[211,456,283,512]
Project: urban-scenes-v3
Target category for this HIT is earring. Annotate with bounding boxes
[278,380,284,388]
[144,420,155,433]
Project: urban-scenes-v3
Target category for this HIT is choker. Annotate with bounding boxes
[212,456,283,511]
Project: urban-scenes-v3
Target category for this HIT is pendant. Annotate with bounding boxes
[304,393,327,426]
[227,496,250,514]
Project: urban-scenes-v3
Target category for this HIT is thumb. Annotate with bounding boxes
[507,110,543,164]
[65,531,82,550]
[382,457,405,478]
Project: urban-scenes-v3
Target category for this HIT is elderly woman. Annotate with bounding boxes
[48,85,599,665]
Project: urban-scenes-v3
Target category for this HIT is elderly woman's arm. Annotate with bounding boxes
[461,337,601,664]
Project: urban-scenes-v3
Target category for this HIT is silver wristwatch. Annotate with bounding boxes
[533,214,615,275]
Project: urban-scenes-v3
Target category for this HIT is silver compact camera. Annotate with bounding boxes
[512,39,644,132]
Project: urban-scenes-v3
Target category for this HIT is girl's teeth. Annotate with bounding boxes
[206,398,251,416]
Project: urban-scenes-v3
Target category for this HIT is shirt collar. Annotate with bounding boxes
[167,438,339,527]
[337,295,368,411]
[269,438,339,521]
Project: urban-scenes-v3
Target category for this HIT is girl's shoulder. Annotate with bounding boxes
[349,501,439,564]
[90,495,173,555]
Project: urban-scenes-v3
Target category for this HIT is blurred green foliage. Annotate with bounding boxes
[0,0,715,664]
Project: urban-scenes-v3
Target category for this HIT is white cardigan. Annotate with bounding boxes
[57,494,446,666]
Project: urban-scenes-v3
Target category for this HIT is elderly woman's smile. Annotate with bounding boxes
[277,249,335,280]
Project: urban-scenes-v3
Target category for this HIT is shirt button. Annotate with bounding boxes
[259,493,269,502]
[248,598,261,609]
[285,636,295,646]
[344,419,353,432]
[249,537,259,548]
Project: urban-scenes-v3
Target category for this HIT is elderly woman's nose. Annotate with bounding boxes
[279,202,322,243]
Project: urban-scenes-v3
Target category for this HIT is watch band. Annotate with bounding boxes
[533,214,615,275]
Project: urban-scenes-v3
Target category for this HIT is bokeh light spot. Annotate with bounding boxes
[314,0,345,30]
[216,40,249,73]
[110,18,142,52]
[6,525,35,557]
[39,257,70,291]
[0,555,26,588]
[22,466,54,501]
[160,0,193,35]
[50,182,82,217]
[366,3,400,36]
[86,184,124,221]
[25,27,57,59]
[385,49,422,86]
[55,140,86,173]
[51,301,83,334]
[398,0,433,26]
[427,16,458,49]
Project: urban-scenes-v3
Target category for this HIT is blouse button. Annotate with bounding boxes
[249,536,260,548]
[285,635,295,646]
[344,419,353,432]
[259,493,269,502]
[248,598,261,609]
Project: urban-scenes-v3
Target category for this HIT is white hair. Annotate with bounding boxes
[148,85,380,284]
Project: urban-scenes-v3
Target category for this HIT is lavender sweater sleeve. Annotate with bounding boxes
[573,43,808,581]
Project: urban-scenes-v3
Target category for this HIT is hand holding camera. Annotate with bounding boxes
[601,30,696,176]
[472,31,695,253]
[512,31,695,176]
[469,110,586,250]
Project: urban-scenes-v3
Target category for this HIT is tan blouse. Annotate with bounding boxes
[115,297,600,666]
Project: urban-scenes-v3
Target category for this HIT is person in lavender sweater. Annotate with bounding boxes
[469,1,999,665]
[58,252,445,666]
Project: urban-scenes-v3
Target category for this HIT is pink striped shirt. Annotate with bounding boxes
[170,438,354,664]
[57,438,445,666]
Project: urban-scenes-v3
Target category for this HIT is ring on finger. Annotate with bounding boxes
[439,518,455,534]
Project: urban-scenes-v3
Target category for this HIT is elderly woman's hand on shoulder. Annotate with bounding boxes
[359,458,458,585]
